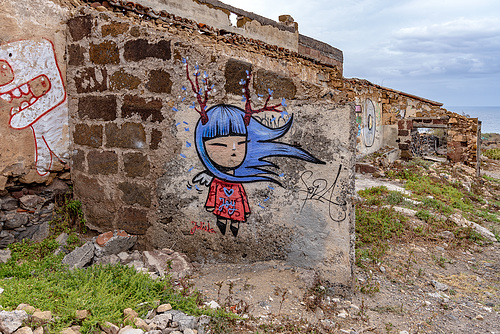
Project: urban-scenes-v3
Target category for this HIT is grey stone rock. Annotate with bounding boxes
[19,195,45,210]
[142,249,192,279]
[15,222,49,243]
[4,213,28,230]
[0,231,15,249]
[62,241,95,269]
[0,310,29,334]
[0,197,18,211]
[431,280,449,291]
[197,315,211,334]
[168,311,196,331]
[0,211,6,223]
[56,233,69,246]
[42,179,70,199]
[95,254,120,265]
[94,231,137,258]
[0,249,12,263]
[149,314,173,330]
[118,326,144,334]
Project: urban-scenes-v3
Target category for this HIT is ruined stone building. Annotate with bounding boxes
[0,0,480,292]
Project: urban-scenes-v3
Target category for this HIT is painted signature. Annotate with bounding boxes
[299,164,347,222]
[190,221,217,235]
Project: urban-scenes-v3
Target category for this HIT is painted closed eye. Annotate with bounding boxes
[208,143,227,147]
[238,140,250,145]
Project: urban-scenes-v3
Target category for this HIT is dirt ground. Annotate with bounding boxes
[190,157,500,334]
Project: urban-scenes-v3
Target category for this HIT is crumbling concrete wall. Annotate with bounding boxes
[66,4,355,291]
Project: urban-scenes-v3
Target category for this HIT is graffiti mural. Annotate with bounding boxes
[363,98,376,147]
[0,38,68,175]
[182,61,324,237]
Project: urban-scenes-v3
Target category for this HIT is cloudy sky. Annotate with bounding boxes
[222,0,500,107]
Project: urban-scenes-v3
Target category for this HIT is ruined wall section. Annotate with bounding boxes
[67,5,355,291]
[344,78,479,166]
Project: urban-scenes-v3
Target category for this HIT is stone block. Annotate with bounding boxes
[73,124,103,148]
[110,69,141,91]
[102,22,129,37]
[87,150,118,175]
[0,231,15,249]
[398,129,409,137]
[105,123,146,149]
[118,182,152,207]
[0,310,29,334]
[68,44,85,66]
[150,129,162,150]
[90,41,120,65]
[253,69,296,99]
[224,58,252,95]
[68,15,92,41]
[123,39,171,62]
[62,241,95,269]
[143,249,193,279]
[19,195,45,210]
[4,213,28,229]
[146,69,172,93]
[117,207,150,235]
[73,174,106,202]
[94,230,137,258]
[16,222,50,243]
[398,143,409,150]
[72,149,86,171]
[123,152,150,177]
[0,196,18,211]
[0,249,11,263]
[74,67,108,93]
[122,95,164,123]
[78,95,116,121]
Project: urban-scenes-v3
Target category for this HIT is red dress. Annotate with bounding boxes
[205,178,250,221]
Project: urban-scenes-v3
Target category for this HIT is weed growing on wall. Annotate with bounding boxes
[50,191,87,236]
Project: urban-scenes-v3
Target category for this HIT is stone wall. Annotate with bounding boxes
[343,78,480,168]
[66,4,355,291]
[0,0,74,250]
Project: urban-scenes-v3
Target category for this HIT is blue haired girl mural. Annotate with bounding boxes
[185,61,324,237]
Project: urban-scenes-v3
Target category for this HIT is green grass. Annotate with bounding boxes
[483,148,500,160]
[0,240,224,333]
[355,207,407,265]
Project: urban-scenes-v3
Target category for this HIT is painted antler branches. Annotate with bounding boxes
[242,71,285,126]
[184,59,213,125]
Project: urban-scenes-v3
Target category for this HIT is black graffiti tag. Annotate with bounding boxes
[299,164,347,222]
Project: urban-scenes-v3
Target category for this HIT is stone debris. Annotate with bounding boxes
[62,241,95,269]
[448,213,497,242]
[0,310,29,334]
[94,230,137,258]
[0,180,70,249]
[0,304,209,334]
[0,249,11,263]
[431,280,449,292]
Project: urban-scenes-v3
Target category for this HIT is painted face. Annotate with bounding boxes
[0,39,66,129]
[204,135,248,170]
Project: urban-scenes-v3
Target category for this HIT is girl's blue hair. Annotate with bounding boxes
[195,104,324,185]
